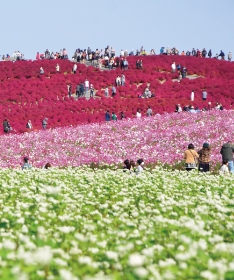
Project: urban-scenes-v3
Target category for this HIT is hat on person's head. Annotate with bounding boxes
[203,142,209,148]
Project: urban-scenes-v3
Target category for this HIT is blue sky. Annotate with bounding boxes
[1,0,233,59]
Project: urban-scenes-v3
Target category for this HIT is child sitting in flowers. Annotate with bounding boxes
[219,160,229,175]
[136,158,144,174]
[22,157,32,170]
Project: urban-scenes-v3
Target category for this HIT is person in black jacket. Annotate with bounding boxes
[220,141,234,173]
[208,49,212,58]
[202,48,207,57]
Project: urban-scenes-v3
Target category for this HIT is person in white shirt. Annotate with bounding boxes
[136,109,141,118]
[136,158,144,174]
[85,79,89,94]
[73,63,77,74]
[219,160,229,175]
[171,62,176,73]
[56,64,60,73]
[177,104,182,113]
[120,50,124,57]
[191,90,195,101]
[105,87,109,97]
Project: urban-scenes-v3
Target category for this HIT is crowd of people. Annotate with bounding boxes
[175,88,224,113]
[184,141,233,175]
[1,45,232,63]
[105,106,153,121]
[123,140,234,175]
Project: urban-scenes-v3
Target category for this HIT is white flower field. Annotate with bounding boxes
[0,167,233,279]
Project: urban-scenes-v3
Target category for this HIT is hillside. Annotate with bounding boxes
[0,56,234,134]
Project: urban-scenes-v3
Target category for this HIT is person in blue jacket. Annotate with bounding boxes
[105,110,111,121]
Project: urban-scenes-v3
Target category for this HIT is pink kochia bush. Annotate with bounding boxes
[0,110,231,168]
[0,56,234,134]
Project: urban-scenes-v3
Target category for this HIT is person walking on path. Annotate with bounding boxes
[220,141,234,173]
[184,143,199,171]
[198,142,211,172]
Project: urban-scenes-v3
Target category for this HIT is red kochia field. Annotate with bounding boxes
[0,55,233,134]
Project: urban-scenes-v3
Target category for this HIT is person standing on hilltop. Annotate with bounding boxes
[202,48,207,57]
[219,50,225,60]
[228,51,232,62]
[208,49,212,58]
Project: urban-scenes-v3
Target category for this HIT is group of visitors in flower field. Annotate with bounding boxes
[122,141,233,175]
[185,141,233,175]
[21,157,51,170]
[175,102,224,113]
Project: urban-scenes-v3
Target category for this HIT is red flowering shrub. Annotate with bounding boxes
[0,56,233,134]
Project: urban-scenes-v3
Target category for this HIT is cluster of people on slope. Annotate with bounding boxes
[184,141,234,175]
[3,118,50,134]
[22,157,51,170]
[175,102,223,114]
[115,74,126,86]
[123,158,144,174]
[171,62,187,78]
[1,51,25,61]
[74,79,94,98]
[138,84,155,98]
[36,48,68,60]
[105,106,153,121]
[160,47,232,61]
